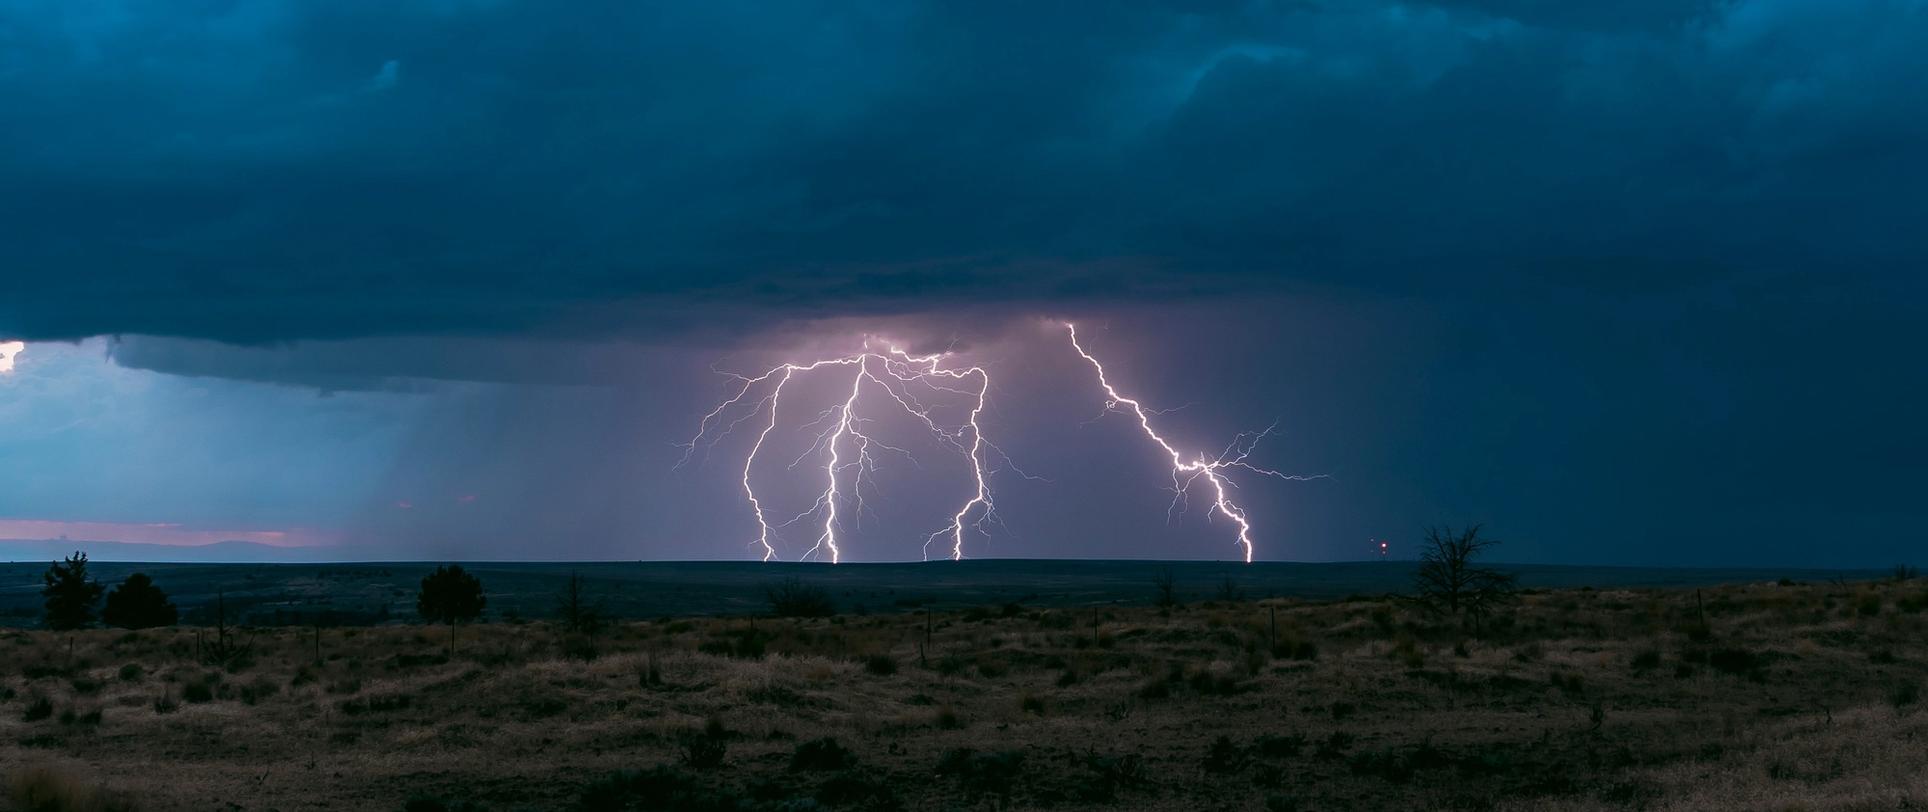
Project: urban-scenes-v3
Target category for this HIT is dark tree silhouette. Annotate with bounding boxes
[417,564,486,656]
[1152,569,1179,610]
[557,572,605,635]
[103,572,179,629]
[764,577,836,618]
[42,551,104,631]
[1412,524,1516,633]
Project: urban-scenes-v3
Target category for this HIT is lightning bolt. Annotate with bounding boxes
[1064,322,1322,562]
[680,341,1005,562]
[682,324,1316,563]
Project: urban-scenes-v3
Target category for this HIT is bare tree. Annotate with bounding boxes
[1412,524,1516,633]
[557,572,605,635]
[765,577,836,618]
[1152,569,1179,610]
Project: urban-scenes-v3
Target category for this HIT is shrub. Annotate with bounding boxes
[934,706,964,729]
[1857,594,1882,617]
[103,573,179,629]
[153,692,180,714]
[1203,735,1245,773]
[680,730,728,769]
[1892,682,1921,708]
[1391,638,1425,669]
[1187,668,1243,696]
[1550,672,1585,696]
[1019,692,1046,715]
[238,676,280,705]
[1272,639,1318,661]
[764,578,835,618]
[639,652,665,689]
[1630,649,1662,673]
[1216,577,1244,602]
[1255,734,1306,758]
[1708,648,1766,679]
[790,737,857,771]
[1315,731,1355,759]
[182,681,216,703]
[936,748,1026,797]
[815,772,897,807]
[562,636,601,662]
[59,706,103,726]
[22,695,55,722]
[863,654,898,676]
[698,629,769,660]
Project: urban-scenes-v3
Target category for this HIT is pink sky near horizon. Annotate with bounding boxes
[0,518,336,548]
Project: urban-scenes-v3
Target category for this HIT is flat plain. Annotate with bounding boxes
[1,564,1924,810]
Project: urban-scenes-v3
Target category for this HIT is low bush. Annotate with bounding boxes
[936,748,1026,797]
[789,737,857,771]
[863,653,897,676]
[765,578,835,618]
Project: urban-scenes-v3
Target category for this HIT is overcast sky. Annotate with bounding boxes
[2,0,1923,566]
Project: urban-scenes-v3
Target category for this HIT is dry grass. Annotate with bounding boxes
[0,579,1923,810]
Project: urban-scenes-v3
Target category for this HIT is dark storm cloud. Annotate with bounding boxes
[3,0,1924,346]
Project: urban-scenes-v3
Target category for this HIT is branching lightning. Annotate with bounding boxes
[1064,323,1324,563]
[679,342,1005,562]
[681,323,1318,563]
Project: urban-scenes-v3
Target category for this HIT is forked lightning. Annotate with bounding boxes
[682,324,1316,562]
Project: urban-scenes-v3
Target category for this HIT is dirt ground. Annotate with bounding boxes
[2,577,1925,810]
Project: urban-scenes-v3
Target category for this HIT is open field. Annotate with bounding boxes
[0,560,1888,627]
[2,574,1926,810]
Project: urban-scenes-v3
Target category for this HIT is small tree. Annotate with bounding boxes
[103,572,179,629]
[42,551,104,631]
[417,564,487,656]
[1152,569,1179,610]
[557,571,605,635]
[1412,524,1516,634]
[765,577,835,618]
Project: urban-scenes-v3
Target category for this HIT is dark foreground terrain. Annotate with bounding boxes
[2,573,1925,810]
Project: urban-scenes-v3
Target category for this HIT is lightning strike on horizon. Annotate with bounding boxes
[683,324,1315,563]
[1065,322,1322,563]
[680,342,1001,563]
